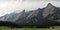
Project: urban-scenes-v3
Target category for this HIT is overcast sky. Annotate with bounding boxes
[0,0,60,16]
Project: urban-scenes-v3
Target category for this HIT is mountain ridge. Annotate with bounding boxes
[0,3,60,28]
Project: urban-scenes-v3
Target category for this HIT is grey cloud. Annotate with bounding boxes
[22,0,60,2]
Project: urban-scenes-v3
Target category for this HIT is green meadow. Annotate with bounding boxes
[0,26,60,30]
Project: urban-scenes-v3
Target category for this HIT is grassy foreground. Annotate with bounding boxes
[0,26,60,30]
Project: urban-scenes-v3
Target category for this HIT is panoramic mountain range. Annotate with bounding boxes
[0,3,60,28]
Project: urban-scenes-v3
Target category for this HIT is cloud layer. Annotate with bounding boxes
[0,0,60,16]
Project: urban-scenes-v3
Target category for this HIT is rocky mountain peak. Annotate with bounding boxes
[43,3,55,18]
[47,3,53,7]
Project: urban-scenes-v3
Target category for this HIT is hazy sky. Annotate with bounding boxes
[0,0,60,16]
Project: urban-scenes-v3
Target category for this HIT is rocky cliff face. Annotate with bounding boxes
[43,3,56,18]
[14,10,25,22]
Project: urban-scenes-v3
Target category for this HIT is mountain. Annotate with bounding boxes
[43,3,56,18]
[44,3,60,22]
[26,8,40,19]
[5,13,18,22]
[0,10,25,22]
[0,13,19,22]
[25,8,44,25]
[24,3,60,27]
[14,10,25,22]
[0,3,60,28]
